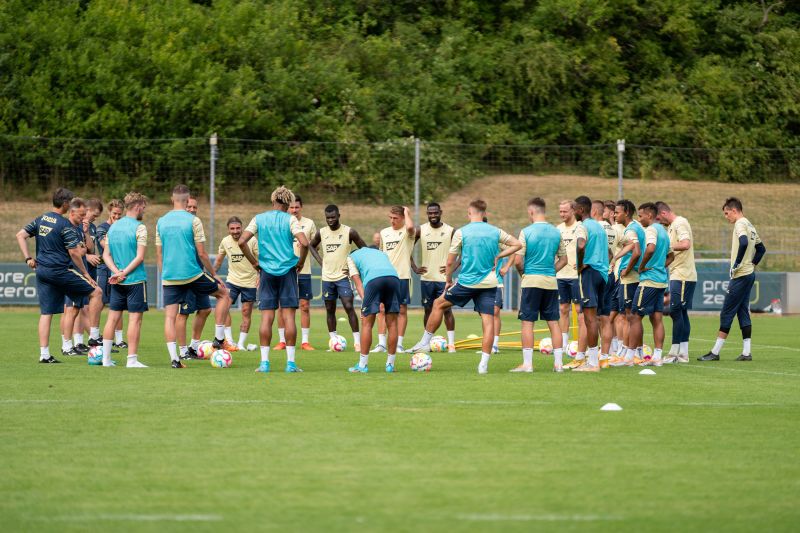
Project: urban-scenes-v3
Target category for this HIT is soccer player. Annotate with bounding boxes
[16,188,102,363]
[373,205,415,353]
[100,192,149,368]
[412,202,456,352]
[274,195,317,350]
[239,186,310,373]
[605,200,626,360]
[571,196,610,372]
[655,201,697,363]
[96,199,125,351]
[632,202,670,366]
[510,197,567,372]
[213,217,258,350]
[592,199,617,366]
[610,199,646,367]
[410,200,521,374]
[156,185,231,368]
[485,214,508,355]
[557,200,586,366]
[78,198,105,348]
[345,247,402,373]
[699,198,766,361]
[60,198,94,354]
[307,204,367,351]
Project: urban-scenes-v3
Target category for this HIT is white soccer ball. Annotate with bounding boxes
[197,341,215,360]
[567,340,579,357]
[538,337,553,354]
[328,335,347,352]
[210,349,232,368]
[87,346,103,365]
[410,352,432,372]
[430,335,448,352]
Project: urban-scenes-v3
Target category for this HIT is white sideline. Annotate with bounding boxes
[46,514,222,522]
[691,336,800,353]
[457,513,622,522]
[678,364,800,378]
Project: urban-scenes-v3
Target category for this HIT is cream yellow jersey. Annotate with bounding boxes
[418,222,453,283]
[292,216,317,275]
[218,235,258,288]
[619,224,640,284]
[556,220,580,279]
[731,217,762,279]
[380,225,415,280]
[667,216,697,282]
[320,224,351,282]
[611,223,626,276]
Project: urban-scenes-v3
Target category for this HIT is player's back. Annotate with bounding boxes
[640,223,670,285]
[107,216,147,284]
[349,247,398,288]
[26,211,77,270]
[458,221,501,286]
[251,210,297,275]
[581,219,609,275]
[521,222,560,276]
[157,210,201,281]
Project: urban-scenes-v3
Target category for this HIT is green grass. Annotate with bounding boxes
[1,309,799,532]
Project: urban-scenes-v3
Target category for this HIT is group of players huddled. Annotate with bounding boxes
[16,184,765,373]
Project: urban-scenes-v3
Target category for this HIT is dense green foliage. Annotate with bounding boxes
[1,0,798,194]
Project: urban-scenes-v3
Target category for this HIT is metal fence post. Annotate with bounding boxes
[209,133,218,249]
[617,139,625,200]
[413,137,421,225]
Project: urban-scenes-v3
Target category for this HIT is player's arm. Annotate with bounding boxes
[621,241,641,278]
[753,242,767,266]
[349,228,368,249]
[213,246,225,273]
[497,232,521,259]
[113,227,147,282]
[238,231,259,270]
[16,223,36,269]
[307,230,324,266]
[294,231,310,272]
[672,239,691,252]
[411,255,427,276]
[514,254,525,276]
[102,240,121,276]
[403,206,414,234]
[351,274,365,300]
[555,254,568,272]
[665,251,675,269]
[62,226,95,283]
[444,252,459,289]
[639,243,655,273]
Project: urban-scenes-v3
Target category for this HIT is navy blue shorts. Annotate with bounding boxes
[258,270,299,310]
[420,281,446,308]
[495,286,504,309]
[97,268,112,305]
[518,287,560,322]
[617,282,639,311]
[226,281,256,305]
[64,294,87,309]
[604,273,619,313]
[297,274,313,301]
[557,278,580,304]
[669,280,696,312]
[163,273,218,308]
[37,267,94,315]
[579,267,609,316]
[322,278,353,301]
[110,282,149,313]
[362,276,401,316]
[720,273,755,330]
[398,278,411,306]
[633,285,666,316]
[444,283,495,315]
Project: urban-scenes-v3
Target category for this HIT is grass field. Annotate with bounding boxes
[1,308,798,532]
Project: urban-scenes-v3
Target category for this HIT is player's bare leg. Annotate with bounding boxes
[370,307,387,352]
[492,305,501,354]
[274,306,287,349]
[478,312,495,374]
[514,320,536,372]
[256,309,276,373]
[397,305,408,352]
[646,312,665,366]
[349,314,374,373]
[280,306,302,372]
[385,312,400,372]
[163,303,183,367]
[574,307,601,372]
[299,298,313,349]
[237,301,253,349]
[341,296,360,351]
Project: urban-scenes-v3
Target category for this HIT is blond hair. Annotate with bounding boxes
[271,186,295,206]
[107,199,124,211]
[124,192,148,210]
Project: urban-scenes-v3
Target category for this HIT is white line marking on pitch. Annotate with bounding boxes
[0,399,75,403]
[676,402,782,407]
[208,399,304,404]
[678,364,800,378]
[457,513,622,522]
[47,514,222,522]
[691,337,800,353]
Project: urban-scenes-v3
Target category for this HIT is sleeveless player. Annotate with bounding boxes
[345,248,401,373]
[95,199,125,350]
[510,197,567,373]
[307,204,367,351]
[101,192,149,368]
[605,200,626,361]
[410,200,521,374]
[214,217,258,350]
[157,185,231,368]
[699,198,766,361]
[412,202,456,352]
[239,186,310,373]
[556,200,586,354]
[593,199,617,366]
[16,188,101,363]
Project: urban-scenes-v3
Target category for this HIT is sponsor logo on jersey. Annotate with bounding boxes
[325,243,341,253]
[426,241,441,250]
[230,253,244,263]
[38,226,52,237]
[384,241,399,251]
[42,215,58,224]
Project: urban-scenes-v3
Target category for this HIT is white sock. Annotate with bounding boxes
[398,335,404,347]
[712,337,725,355]
[493,336,500,347]
[127,354,138,364]
[420,330,434,346]
[653,348,662,361]
[480,352,491,367]
[103,339,113,366]
[180,345,188,356]
[286,345,296,363]
[73,333,84,345]
[302,328,310,344]
[743,338,751,356]
[190,338,200,350]
[637,346,643,358]
[522,348,533,366]
[625,348,635,361]
[619,344,628,357]
[90,327,100,340]
[562,333,569,348]
[669,344,679,356]
[553,348,563,367]
[115,330,123,343]
[386,353,396,365]
[40,346,50,360]
[353,331,361,345]
[167,342,178,362]
[214,324,225,341]
[611,337,619,354]
[447,330,455,345]
[260,346,270,362]
[329,331,338,340]
[680,341,689,355]
[278,328,286,343]
[587,347,599,367]
[63,338,73,351]
[224,327,233,343]
[378,334,387,347]
[576,351,585,361]
[359,354,369,367]
[238,332,248,348]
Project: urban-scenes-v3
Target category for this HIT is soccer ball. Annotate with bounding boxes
[328,335,347,352]
[538,337,553,354]
[430,335,448,352]
[567,340,579,357]
[410,352,432,372]
[642,344,653,361]
[210,349,232,368]
[87,346,103,365]
[197,341,215,360]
